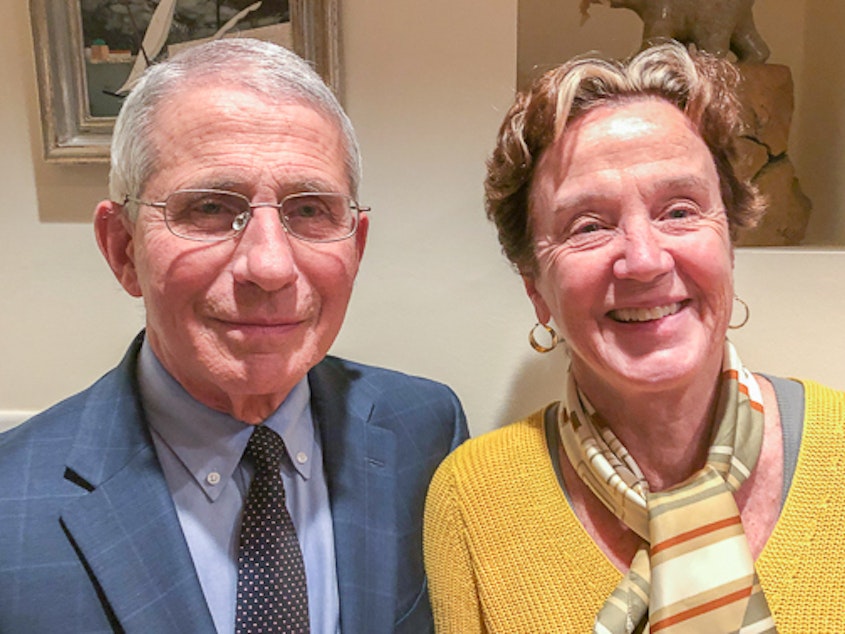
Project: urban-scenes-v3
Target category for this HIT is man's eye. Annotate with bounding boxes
[194,201,227,215]
[292,204,323,218]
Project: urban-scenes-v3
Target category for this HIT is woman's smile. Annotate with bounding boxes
[607,301,684,323]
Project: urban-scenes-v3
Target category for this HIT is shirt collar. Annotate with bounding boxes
[137,339,317,502]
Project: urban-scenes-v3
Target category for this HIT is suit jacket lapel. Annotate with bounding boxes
[60,336,215,632]
[310,359,398,633]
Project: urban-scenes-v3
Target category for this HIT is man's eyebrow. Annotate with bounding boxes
[170,178,342,195]
[288,179,342,194]
[175,179,244,193]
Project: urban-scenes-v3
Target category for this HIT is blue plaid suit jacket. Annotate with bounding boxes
[0,333,468,633]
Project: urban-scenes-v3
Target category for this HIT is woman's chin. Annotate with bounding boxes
[574,342,720,396]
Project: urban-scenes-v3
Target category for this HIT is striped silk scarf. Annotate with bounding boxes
[558,342,777,633]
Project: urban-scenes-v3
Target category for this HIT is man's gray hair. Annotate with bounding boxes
[109,38,361,215]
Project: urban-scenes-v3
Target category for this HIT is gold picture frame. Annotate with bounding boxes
[30,0,339,164]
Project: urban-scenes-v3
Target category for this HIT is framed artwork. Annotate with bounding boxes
[30,0,339,163]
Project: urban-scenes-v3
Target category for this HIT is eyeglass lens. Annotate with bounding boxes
[164,190,358,242]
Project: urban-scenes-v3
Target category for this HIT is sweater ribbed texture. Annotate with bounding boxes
[424,379,845,633]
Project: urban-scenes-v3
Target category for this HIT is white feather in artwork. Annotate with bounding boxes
[116,1,264,95]
[116,0,179,94]
[215,2,263,38]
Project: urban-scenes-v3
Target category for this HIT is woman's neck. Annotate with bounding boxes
[560,373,784,566]
[575,366,722,491]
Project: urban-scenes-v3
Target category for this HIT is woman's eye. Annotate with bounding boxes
[568,217,609,238]
[662,203,701,221]
[574,221,602,234]
[557,215,615,247]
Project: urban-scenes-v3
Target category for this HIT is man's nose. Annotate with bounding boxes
[231,206,299,291]
[612,218,674,281]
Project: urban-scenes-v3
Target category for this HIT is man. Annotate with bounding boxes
[0,39,467,633]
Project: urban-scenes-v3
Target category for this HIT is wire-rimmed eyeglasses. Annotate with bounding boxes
[123,189,370,243]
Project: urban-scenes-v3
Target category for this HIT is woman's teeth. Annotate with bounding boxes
[611,303,682,323]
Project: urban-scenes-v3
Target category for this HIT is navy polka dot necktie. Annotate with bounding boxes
[236,425,310,633]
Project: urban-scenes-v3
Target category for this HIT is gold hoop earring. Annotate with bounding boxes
[728,295,750,329]
[529,323,559,353]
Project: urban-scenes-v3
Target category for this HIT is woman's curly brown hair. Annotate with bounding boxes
[484,41,766,275]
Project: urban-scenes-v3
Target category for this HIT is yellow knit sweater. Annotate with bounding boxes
[424,380,845,633]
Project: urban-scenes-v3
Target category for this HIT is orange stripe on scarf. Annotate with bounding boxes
[651,586,753,631]
[651,515,742,556]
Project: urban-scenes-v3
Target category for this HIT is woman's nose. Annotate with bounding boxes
[231,206,299,291]
[612,219,674,281]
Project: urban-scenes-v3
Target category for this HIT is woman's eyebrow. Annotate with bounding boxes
[643,173,714,197]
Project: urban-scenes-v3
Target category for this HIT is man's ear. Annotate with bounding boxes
[354,211,369,262]
[522,273,552,325]
[94,200,142,297]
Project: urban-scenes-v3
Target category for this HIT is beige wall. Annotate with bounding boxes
[3,0,845,436]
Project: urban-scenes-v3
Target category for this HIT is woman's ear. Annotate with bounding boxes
[522,274,552,325]
[94,200,142,297]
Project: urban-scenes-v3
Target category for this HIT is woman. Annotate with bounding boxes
[424,42,845,633]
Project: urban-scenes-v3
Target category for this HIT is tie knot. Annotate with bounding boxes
[245,426,287,473]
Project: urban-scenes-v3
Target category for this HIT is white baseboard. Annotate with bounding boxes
[0,410,38,432]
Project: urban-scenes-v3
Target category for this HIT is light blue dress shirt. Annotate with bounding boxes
[137,341,340,634]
